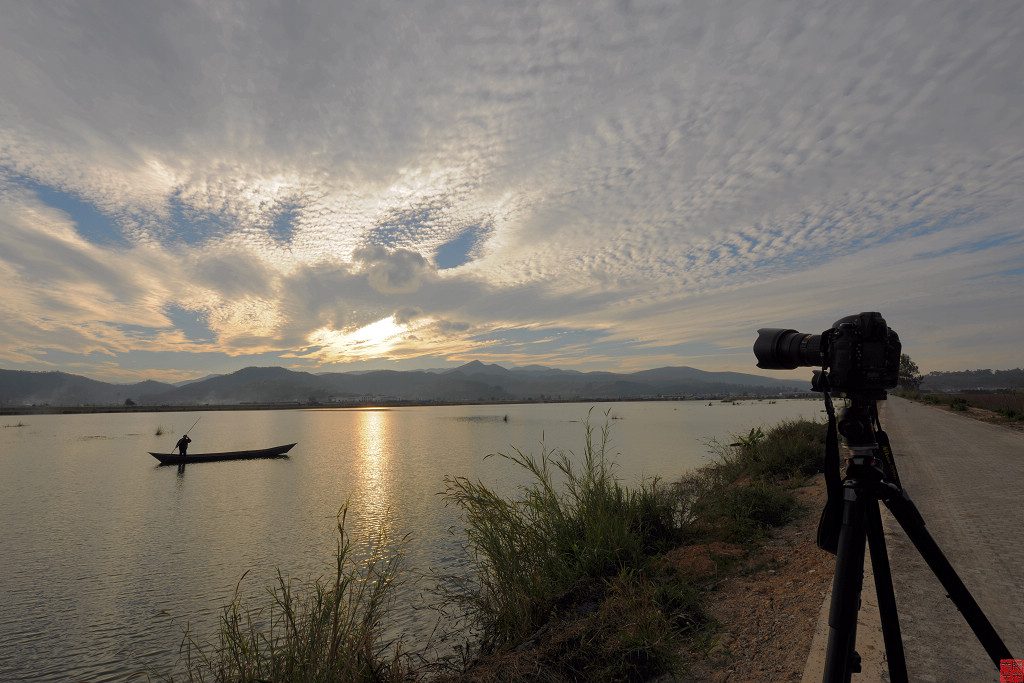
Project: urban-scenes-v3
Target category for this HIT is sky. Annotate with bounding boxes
[1,0,1022,384]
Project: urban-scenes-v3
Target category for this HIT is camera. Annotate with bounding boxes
[753,312,901,394]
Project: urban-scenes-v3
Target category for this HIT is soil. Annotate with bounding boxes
[673,474,833,682]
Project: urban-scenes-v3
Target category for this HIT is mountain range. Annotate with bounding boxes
[0,362,811,408]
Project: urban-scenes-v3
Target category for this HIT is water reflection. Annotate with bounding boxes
[353,409,394,540]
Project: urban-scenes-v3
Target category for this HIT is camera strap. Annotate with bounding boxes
[873,409,902,491]
[816,390,842,554]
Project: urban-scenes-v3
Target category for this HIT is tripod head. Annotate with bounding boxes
[812,370,902,488]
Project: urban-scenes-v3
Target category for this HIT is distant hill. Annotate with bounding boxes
[0,362,811,408]
[0,369,177,406]
[920,368,1024,392]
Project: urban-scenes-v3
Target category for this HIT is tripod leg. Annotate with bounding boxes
[864,499,908,683]
[823,486,867,683]
[882,487,1014,668]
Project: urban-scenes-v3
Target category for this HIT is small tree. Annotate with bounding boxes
[899,354,923,391]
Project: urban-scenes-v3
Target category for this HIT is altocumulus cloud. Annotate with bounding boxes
[0,0,1022,381]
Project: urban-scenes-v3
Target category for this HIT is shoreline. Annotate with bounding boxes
[0,394,816,416]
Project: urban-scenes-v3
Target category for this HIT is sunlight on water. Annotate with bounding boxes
[354,409,393,536]
[0,399,821,680]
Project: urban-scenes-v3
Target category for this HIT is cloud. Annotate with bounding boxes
[1,0,1022,380]
[393,306,423,326]
[354,246,432,295]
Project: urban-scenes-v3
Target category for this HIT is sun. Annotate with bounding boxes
[304,316,426,362]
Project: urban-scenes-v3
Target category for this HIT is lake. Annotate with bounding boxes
[0,399,822,681]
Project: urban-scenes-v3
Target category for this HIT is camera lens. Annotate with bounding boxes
[753,328,824,369]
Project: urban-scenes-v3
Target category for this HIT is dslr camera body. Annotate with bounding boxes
[753,311,901,397]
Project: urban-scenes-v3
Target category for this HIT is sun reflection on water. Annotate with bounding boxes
[352,409,394,539]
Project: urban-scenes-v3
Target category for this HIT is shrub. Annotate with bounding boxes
[734,419,827,480]
[709,419,827,483]
[717,481,799,541]
[893,388,922,400]
[669,418,826,544]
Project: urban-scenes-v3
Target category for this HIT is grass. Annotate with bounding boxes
[897,388,1024,422]
[670,418,826,545]
[166,411,829,682]
[437,412,828,680]
[171,505,411,683]
[440,413,688,658]
[954,391,1024,420]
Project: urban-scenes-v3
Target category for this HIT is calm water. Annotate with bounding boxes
[0,400,821,681]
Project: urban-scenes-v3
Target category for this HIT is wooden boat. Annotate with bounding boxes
[149,443,296,465]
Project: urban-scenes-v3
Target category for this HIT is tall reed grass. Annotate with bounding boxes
[441,412,687,655]
[176,505,411,683]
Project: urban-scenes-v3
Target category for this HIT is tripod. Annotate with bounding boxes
[816,389,1015,682]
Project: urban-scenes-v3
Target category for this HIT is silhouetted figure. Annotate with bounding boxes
[176,434,192,456]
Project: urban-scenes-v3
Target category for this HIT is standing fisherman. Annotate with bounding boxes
[173,416,201,457]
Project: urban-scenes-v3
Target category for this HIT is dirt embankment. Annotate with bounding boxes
[441,475,836,683]
[678,475,833,682]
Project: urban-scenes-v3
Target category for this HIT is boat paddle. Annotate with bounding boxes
[174,416,201,453]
